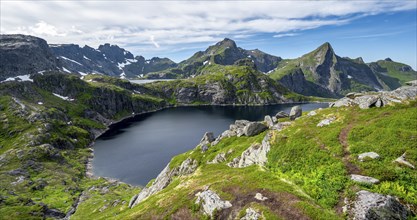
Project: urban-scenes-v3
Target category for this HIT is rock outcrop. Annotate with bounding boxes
[195,188,232,217]
[330,82,417,109]
[129,158,198,207]
[275,111,289,119]
[350,190,409,220]
[228,132,271,168]
[199,132,215,152]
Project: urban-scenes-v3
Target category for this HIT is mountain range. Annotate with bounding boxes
[0,34,415,98]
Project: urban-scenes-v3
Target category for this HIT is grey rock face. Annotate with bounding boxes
[405,80,417,86]
[130,158,198,207]
[394,153,415,169]
[358,152,380,162]
[355,95,379,109]
[240,208,261,220]
[244,122,268,137]
[289,105,302,120]
[195,189,232,217]
[351,174,379,184]
[351,190,409,220]
[228,132,271,168]
[0,34,60,80]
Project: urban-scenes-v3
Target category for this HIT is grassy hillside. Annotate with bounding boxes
[369,59,417,89]
[72,99,417,219]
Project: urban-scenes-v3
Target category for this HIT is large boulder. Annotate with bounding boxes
[195,189,232,217]
[264,115,274,128]
[355,95,379,109]
[199,132,215,152]
[351,190,409,220]
[289,105,302,120]
[243,122,268,137]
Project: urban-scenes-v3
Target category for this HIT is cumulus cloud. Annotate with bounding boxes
[0,1,415,54]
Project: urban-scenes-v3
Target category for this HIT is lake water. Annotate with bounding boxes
[92,103,328,186]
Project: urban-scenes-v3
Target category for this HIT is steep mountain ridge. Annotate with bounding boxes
[269,42,390,97]
[50,43,177,78]
[149,38,282,78]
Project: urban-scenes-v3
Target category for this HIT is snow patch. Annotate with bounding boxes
[118,59,136,70]
[53,93,74,101]
[37,102,43,105]
[78,71,87,76]
[59,56,83,66]
[83,55,91,61]
[120,72,126,79]
[1,74,33,83]
[347,75,353,79]
[62,67,71,73]
[203,60,209,65]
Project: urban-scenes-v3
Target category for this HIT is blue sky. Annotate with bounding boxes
[1,1,416,68]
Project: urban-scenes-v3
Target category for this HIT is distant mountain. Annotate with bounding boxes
[0,34,60,81]
[50,43,177,78]
[268,42,415,97]
[368,58,417,90]
[149,38,282,78]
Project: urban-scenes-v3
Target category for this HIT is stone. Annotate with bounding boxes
[375,98,383,107]
[289,105,302,120]
[275,111,289,119]
[195,189,232,217]
[207,152,227,164]
[351,190,409,220]
[254,193,268,201]
[240,208,261,220]
[271,116,278,123]
[228,132,271,168]
[351,174,379,184]
[264,115,274,128]
[243,122,268,137]
[307,110,317,116]
[394,153,415,169]
[317,117,336,127]
[358,152,380,162]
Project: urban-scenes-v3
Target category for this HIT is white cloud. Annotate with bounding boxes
[150,35,160,48]
[0,1,415,55]
[273,33,299,38]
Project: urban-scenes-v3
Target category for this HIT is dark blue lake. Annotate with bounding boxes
[92,103,328,186]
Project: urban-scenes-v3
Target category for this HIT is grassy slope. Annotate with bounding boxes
[374,60,417,88]
[72,99,417,219]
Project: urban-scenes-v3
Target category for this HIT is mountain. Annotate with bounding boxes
[149,38,282,78]
[269,42,389,97]
[368,58,417,90]
[50,43,177,78]
[0,35,61,81]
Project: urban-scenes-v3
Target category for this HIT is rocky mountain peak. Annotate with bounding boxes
[385,57,393,62]
[0,34,60,80]
[98,43,134,62]
[215,38,237,49]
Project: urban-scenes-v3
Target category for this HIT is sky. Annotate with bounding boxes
[1,1,416,69]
